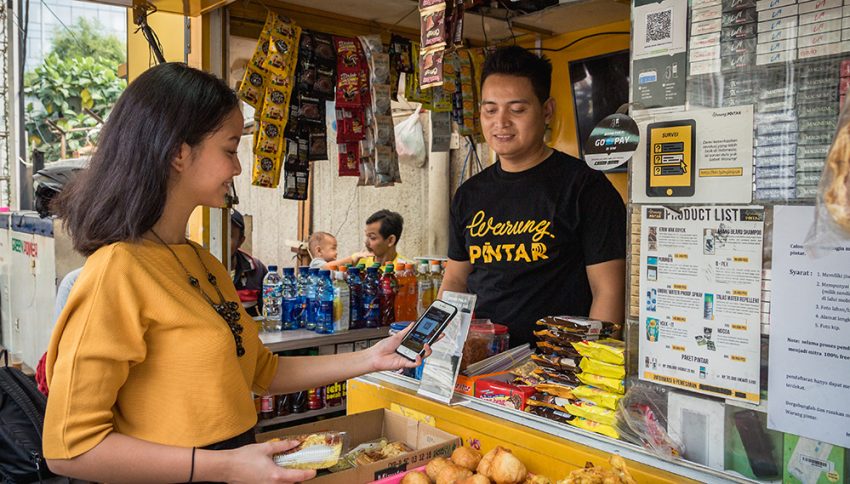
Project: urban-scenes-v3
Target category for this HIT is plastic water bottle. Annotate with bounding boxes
[363,267,380,328]
[333,270,351,332]
[305,268,319,331]
[296,266,310,328]
[262,265,283,331]
[315,270,335,334]
[379,265,398,326]
[281,267,297,330]
[348,267,364,329]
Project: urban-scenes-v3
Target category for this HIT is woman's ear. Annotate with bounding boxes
[170,143,193,173]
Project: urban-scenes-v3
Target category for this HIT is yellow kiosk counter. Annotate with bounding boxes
[348,372,754,483]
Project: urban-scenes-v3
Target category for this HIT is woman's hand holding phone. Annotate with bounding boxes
[366,324,433,372]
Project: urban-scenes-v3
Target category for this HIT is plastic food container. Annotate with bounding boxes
[272,432,348,470]
[461,320,510,370]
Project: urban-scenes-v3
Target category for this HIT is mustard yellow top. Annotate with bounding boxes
[353,253,408,267]
[44,240,279,459]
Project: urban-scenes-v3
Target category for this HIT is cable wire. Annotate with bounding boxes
[531,31,630,52]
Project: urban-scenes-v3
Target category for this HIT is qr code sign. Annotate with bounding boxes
[646,9,672,43]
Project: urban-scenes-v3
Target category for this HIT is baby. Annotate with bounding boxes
[308,232,339,269]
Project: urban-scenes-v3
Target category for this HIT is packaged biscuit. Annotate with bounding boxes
[532,368,581,387]
[420,49,445,88]
[531,353,580,372]
[569,417,620,439]
[420,3,447,51]
[526,393,571,412]
[534,383,576,399]
[572,385,623,411]
[536,340,581,358]
[577,372,625,395]
[272,432,347,469]
[534,328,591,345]
[526,405,575,424]
[571,339,625,366]
[579,357,626,380]
[565,400,618,427]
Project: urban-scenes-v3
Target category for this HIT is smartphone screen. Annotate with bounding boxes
[402,305,453,354]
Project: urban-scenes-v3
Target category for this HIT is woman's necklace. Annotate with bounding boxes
[149,230,245,357]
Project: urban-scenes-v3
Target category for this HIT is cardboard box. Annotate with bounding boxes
[454,370,512,396]
[257,409,461,483]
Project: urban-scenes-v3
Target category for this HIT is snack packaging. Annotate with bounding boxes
[572,385,623,411]
[526,393,571,412]
[531,353,580,372]
[564,400,618,427]
[526,405,575,424]
[571,339,626,366]
[616,381,683,459]
[532,368,581,387]
[272,432,348,470]
[579,357,626,380]
[420,49,445,88]
[569,417,620,439]
[420,3,447,51]
[533,383,576,399]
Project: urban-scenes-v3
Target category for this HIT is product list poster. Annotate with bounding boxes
[768,206,850,448]
[639,205,765,403]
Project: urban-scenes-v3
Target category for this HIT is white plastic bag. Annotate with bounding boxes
[394,106,426,168]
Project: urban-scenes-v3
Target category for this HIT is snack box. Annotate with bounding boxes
[474,375,537,411]
[454,370,512,396]
[257,409,460,483]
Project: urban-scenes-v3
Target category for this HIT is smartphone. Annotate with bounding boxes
[646,120,696,197]
[395,299,458,361]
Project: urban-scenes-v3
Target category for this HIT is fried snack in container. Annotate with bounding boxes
[489,447,528,484]
[272,432,347,470]
[557,456,636,484]
[426,456,452,481]
[436,463,472,484]
[571,339,625,366]
[401,471,432,484]
[451,446,482,471]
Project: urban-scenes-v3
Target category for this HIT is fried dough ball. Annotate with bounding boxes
[476,447,501,478]
[459,474,491,484]
[401,471,433,484]
[427,457,452,482]
[490,447,527,484]
[451,447,483,471]
[436,464,473,484]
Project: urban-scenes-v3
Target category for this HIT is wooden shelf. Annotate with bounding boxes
[259,327,389,353]
[256,403,345,428]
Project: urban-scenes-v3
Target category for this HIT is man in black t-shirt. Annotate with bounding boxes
[439,46,627,347]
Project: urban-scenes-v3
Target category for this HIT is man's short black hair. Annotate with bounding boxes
[366,209,404,241]
[481,45,552,104]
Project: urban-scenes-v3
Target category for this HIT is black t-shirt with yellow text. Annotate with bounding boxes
[448,150,626,347]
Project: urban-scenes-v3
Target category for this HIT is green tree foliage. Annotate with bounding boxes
[24,18,127,161]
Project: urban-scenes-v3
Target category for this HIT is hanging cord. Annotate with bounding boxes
[531,31,630,52]
[133,3,166,65]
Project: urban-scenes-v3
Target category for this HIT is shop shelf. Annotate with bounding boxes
[260,327,389,353]
[256,402,346,429]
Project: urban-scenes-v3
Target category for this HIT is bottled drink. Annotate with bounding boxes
[399,263,418,321]
[316,270,335,334]
[417,262,434,316]
[363,267,381,328]
[296,266,310,328]
[262,265,283,331]
[275,393,291,417]
[333,270,351,332]
[307,387,325,410]
[281,268,297,330]
[394,263,407,322]
[305,268,319,331]
[430,260,443,302]
[291,391,307,413]
[348,267,364,329]
[379,265,399,326]
[260,395,275,420]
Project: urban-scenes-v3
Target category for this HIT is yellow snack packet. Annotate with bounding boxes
[564,400,618,426]
[264,32,298,77]
[260,87,291,124]
[251,147,283,188]
[237,65,267,110]
[571,339,625,365]
[569,417,620,439]
[256,120,284,155]
[534,383,576,399]
[577,373,624,395]
[579,357,625,379]
[571,385,623,411]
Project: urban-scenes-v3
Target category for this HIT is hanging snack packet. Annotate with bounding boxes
[565,400,618,427]
[370,53,390,85]
[314,66,336,100]
[450,0,465,46]
[420,3,447,51]
[308,127,327,161]
[359,155,376,186]
[298,94,323,124]
[569,417,620,439]
[336,71,361,109]
[576,372,625,395]
[238,65,268,110]
[335,37,361,70]
[338,142,360,177]
[572,385,623,411]
[572,339,626,366]
[256,121,284,154]
[261,87,291,124]
[252,150,282,188]
[247,32,271,72]
[420,49,445,89]
[420,0,443,7]
[264,32,298,77]
[283,138,310,201]
[579,357,626,380]
[375,145,395,188]
[314,32,336,65]
[372,84,391,115]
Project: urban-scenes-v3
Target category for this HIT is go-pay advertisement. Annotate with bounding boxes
[639,205,765,403]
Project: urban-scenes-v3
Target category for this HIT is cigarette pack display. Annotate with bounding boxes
[691,46,722,63]
[799,0,843,14]
[758,27,798,43]
[756,120,798,136]
[796,170,825,185]
[799,7,843,25]
[755,187,796,199]
[756,164,796,178]
[756,0,797,10]
[759,85,797,100]
[755,132,799,146]
[694,4,724,22]
[798,116,838,131]
[795,86,837,103]
[724,0,758,11]
[759,16,799,34]
[694,18,724,35]
[756,143,797,157]
[797,130,835,145]
[755,108,796,123]
[797,75,839,92]
[692,32,722,48]
[798,58,839,77]
[757,50,798,64]
[795,184,819,198]
[756,176,796,189]
[798,18,843,36]
[755,155,796,168]
[723,38,759,55]
[723,8,758,25]
[691,59,722,75]
[797,157,826,171]
[722,93,757,105]
[723,51,757,70]
[695,0,722,8]
[759,4,799,22]
[799,40,850,58]
[724,79,757,96]
[757,38,798,55]
[798,30,843,47]
[723,22,759,39]
[797,143,831,158]
[758,97,796,112]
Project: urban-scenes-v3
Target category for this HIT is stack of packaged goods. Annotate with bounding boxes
[519,316,625,440]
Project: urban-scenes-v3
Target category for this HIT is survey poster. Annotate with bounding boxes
[631,106,754,204]
[768,206,850,448]
[639,205,765,403]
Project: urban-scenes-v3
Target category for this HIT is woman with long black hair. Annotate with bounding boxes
[44,62,427,483]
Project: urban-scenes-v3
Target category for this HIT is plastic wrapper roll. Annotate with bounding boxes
[615,381,682,460]
[272,432,348,470]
